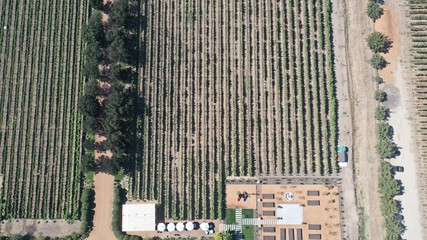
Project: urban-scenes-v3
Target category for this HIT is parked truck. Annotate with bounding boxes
[337,145,348,167]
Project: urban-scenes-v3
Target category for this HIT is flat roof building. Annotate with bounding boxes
[277,204,303,225]
[122,203,156,232]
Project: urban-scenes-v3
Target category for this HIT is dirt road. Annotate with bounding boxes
[344,0,385,239]
[87,172,115,240]
[377,1,423,239]
[330,0,358,239]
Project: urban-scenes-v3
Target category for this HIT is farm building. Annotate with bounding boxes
[225,178,342,240]
[122,203,156,232]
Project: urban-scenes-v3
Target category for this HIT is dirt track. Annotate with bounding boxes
[377,1,423,239]
[87,172,115,240]
[330,0,358,238]
[344,0,385,239]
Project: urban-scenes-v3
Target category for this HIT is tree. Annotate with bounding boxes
[367,32,390,53]
[84,79,100,97]
[367,1,384,21]
[376,138,397,159]
[81,154,96,172]
[89,0,103,10]
[83,138,95,151]
[379,161,399,198]
[83,41,102,79]
[78,95,100,117]
[371,54,387,69]
[83,116,99,135]
[108,35,130,63]
[377,121,392,140]
[83,11,104,43]
[375,90,387,102]
[375,106,389,120]
[109,0,130,28]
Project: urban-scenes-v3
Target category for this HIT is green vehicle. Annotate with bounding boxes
[337,145,347,152]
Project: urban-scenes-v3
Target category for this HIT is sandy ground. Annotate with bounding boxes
[87,172,115,240]
[0,219,80,237]
[330,0,358,239]
[343,0,386,239]
[377,1,423,239]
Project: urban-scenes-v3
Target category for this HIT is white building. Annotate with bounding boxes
[122,203,156,232]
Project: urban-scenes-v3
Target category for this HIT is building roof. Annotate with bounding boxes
[122,203,156,232]
[277,204,303,225]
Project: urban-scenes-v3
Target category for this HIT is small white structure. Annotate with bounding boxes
[277,204,303,225]
[122,203,156,232]
[176,222,185,232]
[200,222,209,231]
[185,222,194,231]
[285,192,294,201]
[167,223,176,232]
[157,223,166,232]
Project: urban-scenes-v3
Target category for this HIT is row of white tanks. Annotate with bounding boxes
[157,222,213,232]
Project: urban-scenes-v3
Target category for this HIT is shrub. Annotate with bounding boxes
[80,188,95,234]
[214,231,234,240]
[367,32,390,53]
[371,54,387,69]
[374,75,384,84]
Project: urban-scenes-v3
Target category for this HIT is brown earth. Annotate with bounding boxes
[0,219,80,238]
[376,6,400,85]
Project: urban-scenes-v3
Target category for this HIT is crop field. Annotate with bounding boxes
[0,0,86,219]
[130,0,338,220]
[409,0,427,230]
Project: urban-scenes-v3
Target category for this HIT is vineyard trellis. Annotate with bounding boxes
[0,0,86,219]
[130,0,338,220]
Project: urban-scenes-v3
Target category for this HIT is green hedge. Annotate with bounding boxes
[112,183,142,240]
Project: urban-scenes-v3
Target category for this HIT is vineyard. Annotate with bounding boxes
[408,0,427,231]
[0,0,87,219]
[129,0,338,220]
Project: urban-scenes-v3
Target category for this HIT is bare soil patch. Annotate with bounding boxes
[376,6,400,85]
[0,219,80,238]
